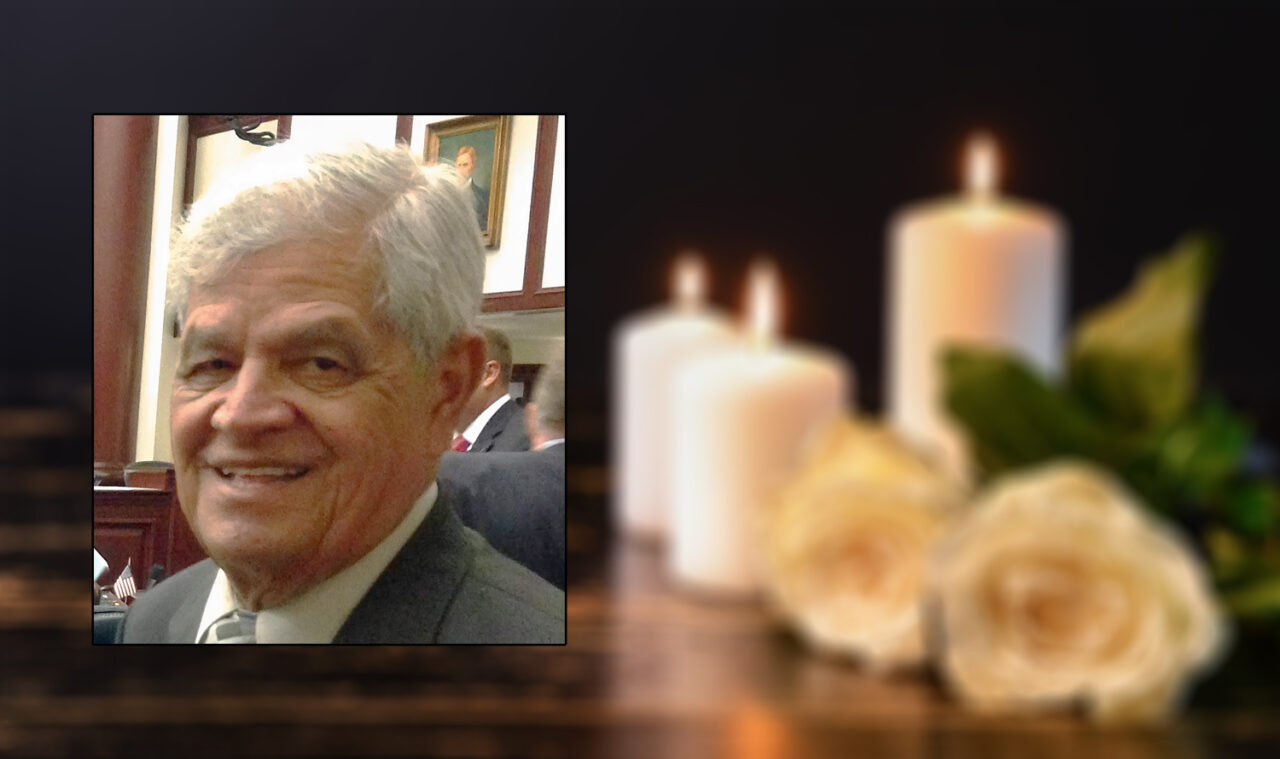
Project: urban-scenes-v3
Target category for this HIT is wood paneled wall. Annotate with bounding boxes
[482,114,565,312]
[93,116,159,465]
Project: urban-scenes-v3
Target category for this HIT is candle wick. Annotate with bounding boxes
[673,254,705,311]
[965,132,999,201]
[745,259,779,350]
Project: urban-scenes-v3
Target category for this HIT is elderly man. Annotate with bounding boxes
[440,350,566,588]
[118,141,564,643]
[452,327,530,453]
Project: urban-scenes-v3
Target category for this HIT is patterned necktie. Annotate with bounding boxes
[451,435,471,452]
[200,609,258,644]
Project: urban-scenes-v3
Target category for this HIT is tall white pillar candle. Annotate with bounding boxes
[886,133,1065,484]
[612,255,736,540]
[670,262,851,595]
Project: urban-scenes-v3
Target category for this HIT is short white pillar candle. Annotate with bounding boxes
[669,261,851,595]
[612,254,736,541]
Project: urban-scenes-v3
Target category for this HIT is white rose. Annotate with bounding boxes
[762,416,967,670]
[927,460,1227,723]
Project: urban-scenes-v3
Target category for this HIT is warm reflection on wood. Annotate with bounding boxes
[0,409,80,438]
[728,700,791,759]
[0,467,89,496]
[0,523,88,552]
[0,573,89,628]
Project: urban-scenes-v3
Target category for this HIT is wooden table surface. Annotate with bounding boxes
[5,498,1280,757]
[4,381,1280,757]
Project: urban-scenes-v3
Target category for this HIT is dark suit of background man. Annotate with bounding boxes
[115,140,563,644]
[454,326,530,453]
[440,346,566,588]
[456,145,489,232]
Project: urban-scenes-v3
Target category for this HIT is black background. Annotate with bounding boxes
[566,6,1280,463]
[6,5,1279,452]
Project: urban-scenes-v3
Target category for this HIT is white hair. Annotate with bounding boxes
[167,139,485,366]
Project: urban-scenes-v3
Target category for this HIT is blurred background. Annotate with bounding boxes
[568,9,1280,477]
[6,3,1280,757]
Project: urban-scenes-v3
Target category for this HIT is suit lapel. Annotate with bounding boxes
[166,560,219,643]
[333,492,475,643]
[471,399,513,453]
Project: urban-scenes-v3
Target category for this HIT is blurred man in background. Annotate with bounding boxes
[453,326,530,453]
[440,349,565,588]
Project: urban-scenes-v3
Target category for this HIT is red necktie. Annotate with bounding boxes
[451,436,471,452]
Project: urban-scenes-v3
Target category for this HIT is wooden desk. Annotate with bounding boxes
[93,468,205,585]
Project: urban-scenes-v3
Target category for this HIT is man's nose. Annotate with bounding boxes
[210,361,295,435]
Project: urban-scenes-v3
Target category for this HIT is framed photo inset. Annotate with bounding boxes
[425,115,512,249]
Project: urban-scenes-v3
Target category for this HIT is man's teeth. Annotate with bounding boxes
[218,467,307,477]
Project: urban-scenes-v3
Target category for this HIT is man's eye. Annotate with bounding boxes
[181,358,235,385]
[295,356,353,389]
[190,358,233,375]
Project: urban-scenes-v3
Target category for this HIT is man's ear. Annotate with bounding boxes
[481,358,501,388]
[433,330,485,430]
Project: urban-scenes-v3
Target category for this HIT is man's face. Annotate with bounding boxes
[171,241,463,601]
[455,151,475,181]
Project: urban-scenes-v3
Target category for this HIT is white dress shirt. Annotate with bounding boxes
[459,394,512,446]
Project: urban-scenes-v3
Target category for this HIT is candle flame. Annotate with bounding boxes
[965,131,999,199]
[673,253,705,310]
[745,259,780,349]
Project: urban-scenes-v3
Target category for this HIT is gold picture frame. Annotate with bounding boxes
[425,115,512,249]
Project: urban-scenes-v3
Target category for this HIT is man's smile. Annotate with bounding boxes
[209,464,311,485]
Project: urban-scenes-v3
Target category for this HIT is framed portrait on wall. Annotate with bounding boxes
[425,115,512,249]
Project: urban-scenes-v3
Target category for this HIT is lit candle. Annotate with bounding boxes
[886,132,1066,484]
[669,261,851,595]
[612,254,736,541]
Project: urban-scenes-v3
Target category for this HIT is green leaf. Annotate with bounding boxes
[1138,396,1253,506]
[1068,233,1216,432]
[942,347,1148,480]
[1223,479,1280,540]
[1222,571,1280,618]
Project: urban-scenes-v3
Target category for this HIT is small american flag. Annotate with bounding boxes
[112,558,137,600]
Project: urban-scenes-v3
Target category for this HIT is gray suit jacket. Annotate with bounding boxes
[116,491,565,644]
[438,443,565,589]
[470,398,530,453]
